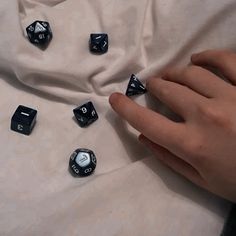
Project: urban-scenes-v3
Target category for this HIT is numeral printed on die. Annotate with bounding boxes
[81,107,87,114]
[91,110,96,116]
[39,34,45,39]
[71,164,80,174]
[28,26,34,32]
[84,168,92,174]
[17,124,24,131]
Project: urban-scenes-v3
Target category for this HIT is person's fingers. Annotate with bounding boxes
[191,50,236,85]
[109,93,186,150]
[138,134,206,188]
[146,77,205,119]
[163,65,231,98]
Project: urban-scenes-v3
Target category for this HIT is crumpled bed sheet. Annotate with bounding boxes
[0,0,236,235]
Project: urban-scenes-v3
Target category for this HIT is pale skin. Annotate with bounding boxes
[109,50,236,203]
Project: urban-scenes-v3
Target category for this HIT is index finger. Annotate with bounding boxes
[109,92,186,151]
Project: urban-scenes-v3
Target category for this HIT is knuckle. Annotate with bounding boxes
[183,138,201,156]
[146,77,157,89]
[163,68,179,80]
[182,65,201,79]
[158,82,171,97]
[182,138,205,165]
[198,104,232,128]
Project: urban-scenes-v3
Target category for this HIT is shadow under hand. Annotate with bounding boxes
[143,156,231,218]
[105,109,149,163]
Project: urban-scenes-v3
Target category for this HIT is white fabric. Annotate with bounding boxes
[0,0,235,235]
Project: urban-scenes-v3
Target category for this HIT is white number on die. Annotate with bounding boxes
[91,110,96,116]
[17,124,24,131]
[28,26,34,32]
[39,34,45,39]
[81,107,87,114]
[84,168,92,174]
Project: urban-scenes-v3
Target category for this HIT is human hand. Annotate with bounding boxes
[109,50,236,202]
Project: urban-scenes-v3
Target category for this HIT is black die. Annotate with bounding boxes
[89,33,109,54]
[69,148,97,177]
[11,105,37,135]
[73,101,98,127]
[26,21,53,47]
[126,74,147,97]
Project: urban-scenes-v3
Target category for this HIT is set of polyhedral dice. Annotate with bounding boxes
[10,20,147,178]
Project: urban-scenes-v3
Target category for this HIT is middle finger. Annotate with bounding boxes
[163,66,230,98]
[147,77,205,119]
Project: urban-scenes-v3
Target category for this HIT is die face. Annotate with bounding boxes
[12,105,37,124]
[26,21,52,46]
[75,152,91,167]
[90,34,108,54]
[11,105,37,135]
[11,120,31,135]
[69,148,97,177]
[125,74,147,97]
[73,102,98,127]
